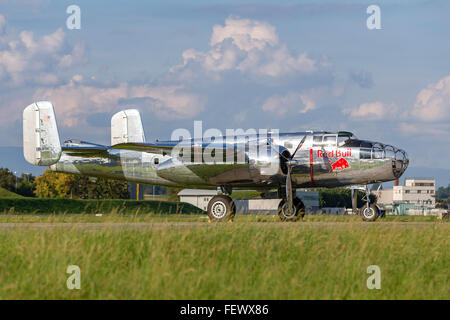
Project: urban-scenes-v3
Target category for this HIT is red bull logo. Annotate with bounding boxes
[331,158,350,171]
[317,148,352,158]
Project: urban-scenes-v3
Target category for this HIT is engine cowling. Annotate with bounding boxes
[248,144,287,183]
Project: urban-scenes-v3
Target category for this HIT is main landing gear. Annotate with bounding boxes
[206,186,305,222]
[207,194,235,222]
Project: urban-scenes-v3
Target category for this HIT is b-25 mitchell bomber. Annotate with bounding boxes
[23,101,409,222]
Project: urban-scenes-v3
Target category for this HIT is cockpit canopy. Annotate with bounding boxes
[312,131,357,147]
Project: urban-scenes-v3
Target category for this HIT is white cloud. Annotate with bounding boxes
[32,77,205,127]
[398,122,450,139]
[172,17,323,79]
[262,92,317,116]
[412,75,450,122]
[210,17,278,51]
[343,101,397,120]
[0,16,85,86]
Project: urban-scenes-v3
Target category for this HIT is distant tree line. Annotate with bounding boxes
[435,184,450,209]
[315,188,377,208]
[0,168,35,197]
[0,168,129,199]
[436,184,450,199]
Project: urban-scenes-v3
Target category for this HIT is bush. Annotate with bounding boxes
[0,198,203,215]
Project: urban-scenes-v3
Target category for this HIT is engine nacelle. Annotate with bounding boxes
[248,144,285,183]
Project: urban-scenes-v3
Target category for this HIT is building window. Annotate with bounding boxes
[405,190,410,194]
[417,190,421,194]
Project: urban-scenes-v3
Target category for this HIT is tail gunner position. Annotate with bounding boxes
[23,101,409,222]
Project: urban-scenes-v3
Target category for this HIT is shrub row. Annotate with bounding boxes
[0,198,203,215]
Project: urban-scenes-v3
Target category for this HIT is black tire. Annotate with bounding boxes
[207,195,235,222]
[278,198,305,222]
[361,203,379,222]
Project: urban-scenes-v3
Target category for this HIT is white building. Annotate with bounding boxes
[376,178,435,208]
[178,189,217,211]
[177,189,319,213]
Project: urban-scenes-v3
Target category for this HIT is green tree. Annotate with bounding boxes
[0,168,36,197]
[436,184,450,199]
[34,169,129,199]
[316,188,377,208]
[0,168,16,191]
[16,173,35,197]
[166,187,183,202]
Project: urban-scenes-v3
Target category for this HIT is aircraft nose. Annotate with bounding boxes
[392,147,409,178]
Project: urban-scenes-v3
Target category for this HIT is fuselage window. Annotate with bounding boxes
[372,143,384,159]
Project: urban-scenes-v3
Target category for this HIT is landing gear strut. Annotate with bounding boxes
[358,185,380,222]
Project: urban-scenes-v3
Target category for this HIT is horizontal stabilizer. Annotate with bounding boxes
[61,140,109,158]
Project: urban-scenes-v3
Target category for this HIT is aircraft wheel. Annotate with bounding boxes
[361,204,379,222]
[207,195,235,222]
[278,198,305,222]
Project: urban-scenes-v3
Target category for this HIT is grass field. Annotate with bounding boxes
[0,187,23,198]
[0,214,448,299]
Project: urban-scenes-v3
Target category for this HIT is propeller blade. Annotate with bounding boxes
[320,146,333,172]
[285,164,294,215]
[291,135,307,159]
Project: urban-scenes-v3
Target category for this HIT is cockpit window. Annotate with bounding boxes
[360,141,373,148]
[323,135,337,146]
[338,135,351,146]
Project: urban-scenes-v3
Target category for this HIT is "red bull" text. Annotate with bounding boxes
[317,148,352,159]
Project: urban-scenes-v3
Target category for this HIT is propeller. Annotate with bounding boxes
[268,135,307,216]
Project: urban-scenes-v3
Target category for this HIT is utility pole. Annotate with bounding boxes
[136,183,139,200]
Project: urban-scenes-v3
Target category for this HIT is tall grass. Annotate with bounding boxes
[0,222,447,299]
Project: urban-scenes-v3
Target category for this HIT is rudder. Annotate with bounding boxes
[111,109,145,145]
[23,101,61,166]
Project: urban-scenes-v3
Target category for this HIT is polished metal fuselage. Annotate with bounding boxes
[51,132,409,190]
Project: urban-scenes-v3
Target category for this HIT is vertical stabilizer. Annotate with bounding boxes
[23,101,61,166]
[111,109,145,145]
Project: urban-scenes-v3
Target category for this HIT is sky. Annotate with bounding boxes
[0,0,449,181]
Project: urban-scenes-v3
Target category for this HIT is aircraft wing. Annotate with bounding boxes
[110,141,247,159]
[110,141,177,155]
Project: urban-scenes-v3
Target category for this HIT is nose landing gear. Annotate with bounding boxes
[352,185,381,222]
